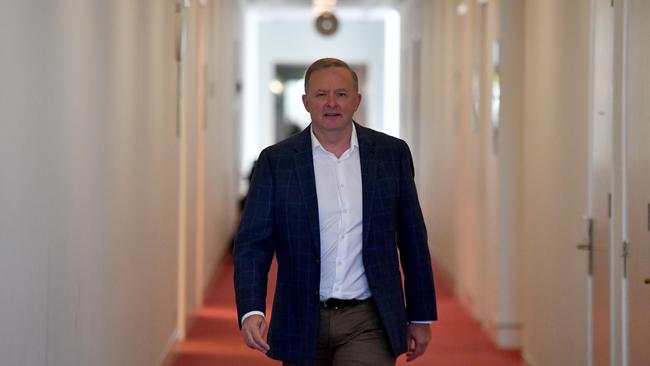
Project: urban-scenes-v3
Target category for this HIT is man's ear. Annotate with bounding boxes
[302,94,308,110]
[354,93,362,111]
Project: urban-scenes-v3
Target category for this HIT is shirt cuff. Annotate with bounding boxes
[241,311,266,326]
[409,320,432,324]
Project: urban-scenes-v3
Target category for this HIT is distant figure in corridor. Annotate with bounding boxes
[233,57,437,366]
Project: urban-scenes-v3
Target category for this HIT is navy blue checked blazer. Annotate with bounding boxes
[234,123,437,365]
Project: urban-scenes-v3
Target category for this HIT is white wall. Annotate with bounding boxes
[520,1,591,364]
[625,2,650,365]
[402,0,523,348]
[0,1,178,364]
[403,0,592,360]
[474,0,524,348]
[203,0,241,300]
[0,1,238,364]
[399,0,457,291]
[176,0,240,338]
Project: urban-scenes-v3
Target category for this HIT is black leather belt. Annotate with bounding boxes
[320,297,371,310]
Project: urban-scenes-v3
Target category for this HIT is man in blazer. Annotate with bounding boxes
[234,58,437,366]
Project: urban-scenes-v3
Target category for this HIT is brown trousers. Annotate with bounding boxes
[283,301,396,366]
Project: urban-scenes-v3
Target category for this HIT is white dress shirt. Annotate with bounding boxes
[312,125,428,323]
[311,125,370,302]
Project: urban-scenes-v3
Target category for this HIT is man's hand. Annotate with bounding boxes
[405,323,431,362]
[240,315,270,353]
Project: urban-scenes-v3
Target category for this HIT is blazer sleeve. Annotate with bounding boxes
[395,140,438,322]
[233,149,275,326]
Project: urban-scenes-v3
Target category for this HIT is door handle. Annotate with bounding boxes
[576,243,592,250]
[645,278,650,285]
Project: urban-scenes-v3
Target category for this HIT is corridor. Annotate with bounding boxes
[1,0,649,366]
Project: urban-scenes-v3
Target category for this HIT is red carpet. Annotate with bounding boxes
[171,256,522,366]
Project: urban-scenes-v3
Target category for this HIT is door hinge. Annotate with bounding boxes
[608,193,612,218]
[587,217,593,275]
[622,240,629,279]
[578,216,594,275]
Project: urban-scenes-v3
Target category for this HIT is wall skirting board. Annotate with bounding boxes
[158,329,179,366]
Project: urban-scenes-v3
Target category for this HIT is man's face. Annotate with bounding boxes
[302,67,362,134]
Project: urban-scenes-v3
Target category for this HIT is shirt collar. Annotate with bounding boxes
[310,123,359,154]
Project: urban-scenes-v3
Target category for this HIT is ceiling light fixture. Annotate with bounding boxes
[313,0,338,36]
[456,3,468,16]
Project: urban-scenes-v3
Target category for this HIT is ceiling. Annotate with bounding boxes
[242,0,405,8]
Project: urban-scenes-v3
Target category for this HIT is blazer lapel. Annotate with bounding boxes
[293,128,321,256]
[357,123,377,248]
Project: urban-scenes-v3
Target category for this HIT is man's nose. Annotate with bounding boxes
[325,93,336,106]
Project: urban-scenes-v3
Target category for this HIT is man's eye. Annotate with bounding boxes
[337,92,347,97]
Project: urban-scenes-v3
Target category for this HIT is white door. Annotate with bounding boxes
[588,1,616,365]
[623,0,650,364]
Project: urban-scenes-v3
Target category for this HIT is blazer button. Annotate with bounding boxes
[316,259,320,264]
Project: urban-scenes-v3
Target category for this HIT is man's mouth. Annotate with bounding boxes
[323,112,341,117]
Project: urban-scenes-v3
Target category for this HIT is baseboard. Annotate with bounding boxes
[521,350,536,366]
[157,328,179,366]
[457,287,477,318]
[485,319,522,349]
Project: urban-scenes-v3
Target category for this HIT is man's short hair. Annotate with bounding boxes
[304,58,359,93]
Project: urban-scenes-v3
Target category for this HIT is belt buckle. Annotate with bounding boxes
[323,298,342,310]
